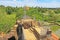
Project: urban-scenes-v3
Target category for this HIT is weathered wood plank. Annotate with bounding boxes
[22,26,42,40]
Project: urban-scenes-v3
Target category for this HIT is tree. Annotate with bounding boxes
[0,5,5,7]
[6,6,13,14]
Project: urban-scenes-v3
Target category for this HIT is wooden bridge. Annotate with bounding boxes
[0,18,60,40]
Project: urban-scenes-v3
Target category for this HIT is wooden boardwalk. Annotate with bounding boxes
[22,26,48,40]
[0,19,60,40]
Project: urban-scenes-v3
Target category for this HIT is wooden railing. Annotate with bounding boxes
[51,33,59,40]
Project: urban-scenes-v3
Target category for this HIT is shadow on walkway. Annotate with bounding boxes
[30,28,40,40]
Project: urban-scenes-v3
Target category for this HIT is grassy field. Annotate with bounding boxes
[0,13,16,33]
[50,25,60,32]
[0,6,60,33]
[0,6,16,33]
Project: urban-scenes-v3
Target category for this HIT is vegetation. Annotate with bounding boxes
[0,6,16,33]
[0,5,60,33]
[50,25,60,32]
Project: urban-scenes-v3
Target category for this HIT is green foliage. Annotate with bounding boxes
[6,6,16,15]
[0,5,60,33]
[0,6,16,33]
[0,14,16,33]
[7,10,12,14]
[50,25,60,32]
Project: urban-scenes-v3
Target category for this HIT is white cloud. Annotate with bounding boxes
[0,0,60,8]
[13,0,16,1]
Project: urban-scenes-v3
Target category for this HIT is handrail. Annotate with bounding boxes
[51,33,59,40]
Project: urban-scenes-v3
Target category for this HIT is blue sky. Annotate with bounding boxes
[0,0,60,8]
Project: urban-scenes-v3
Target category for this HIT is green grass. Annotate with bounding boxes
[0,6,60,34]
[0,13,16,33]
[50,25,60,32]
